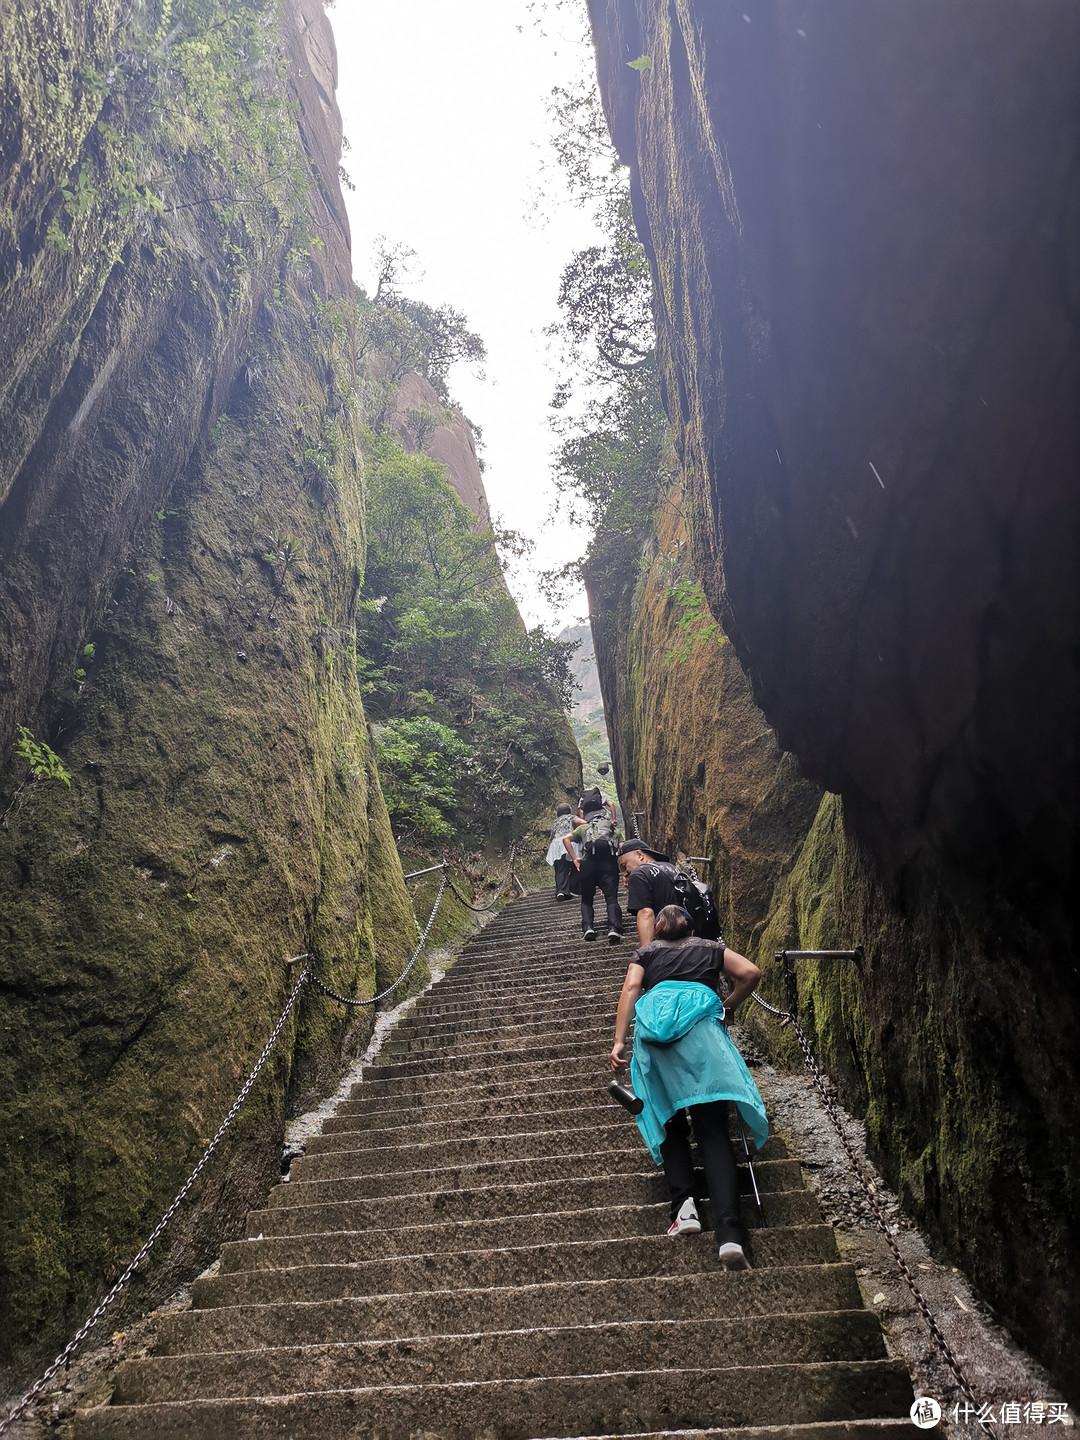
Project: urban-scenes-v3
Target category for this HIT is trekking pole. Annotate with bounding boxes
[735,1112,763,1219]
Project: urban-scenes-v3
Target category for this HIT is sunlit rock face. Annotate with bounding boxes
[588,0,1079,1392]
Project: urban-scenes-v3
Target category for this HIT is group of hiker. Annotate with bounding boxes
[544,787,769,1272]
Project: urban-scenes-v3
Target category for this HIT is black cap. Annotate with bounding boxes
[617,838,670,861]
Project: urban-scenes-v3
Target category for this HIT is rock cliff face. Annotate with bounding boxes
[385,370,489,515]
[0,0,419,1377]
[587,490,820,949]
[587,0,1080,1393]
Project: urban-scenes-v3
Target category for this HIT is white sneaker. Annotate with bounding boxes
[718,1241,751,1270]
[667,1198,702,1236]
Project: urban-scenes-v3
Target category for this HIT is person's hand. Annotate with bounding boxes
[573,857,581,870]
[609,1040,627,1072]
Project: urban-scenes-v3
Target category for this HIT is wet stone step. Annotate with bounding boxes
[343,1053,613,1098]
[329,1083,612,1125]
[302,1121,788,1163]
[312,1101,627,1143]
[368,1037,604,1079]
[378,1018,611,1058]
[528,1423,916,1440]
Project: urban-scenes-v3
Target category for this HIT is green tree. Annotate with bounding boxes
[357,433,576,841]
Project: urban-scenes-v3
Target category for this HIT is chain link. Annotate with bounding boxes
[0,969,310,1437]
[444,843,517,913]
[307,871,448,1008]
[0,854,463,1434]
[748,989,997,1438]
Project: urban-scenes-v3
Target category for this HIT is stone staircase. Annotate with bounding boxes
[76,888,914,1438]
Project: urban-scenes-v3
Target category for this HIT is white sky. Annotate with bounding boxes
[329,0,604,630]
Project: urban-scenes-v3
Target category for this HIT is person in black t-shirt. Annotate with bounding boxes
[635,935,727,992]
[608,905,763,1267]
[617,838,682,946]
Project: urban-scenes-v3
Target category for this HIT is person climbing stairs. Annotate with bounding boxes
[75,888,915,1438]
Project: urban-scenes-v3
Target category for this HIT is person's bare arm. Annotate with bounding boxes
[610,962,645,1071]
[635,907,655,946]
[562,833,581,870]
[721,947,761,1017]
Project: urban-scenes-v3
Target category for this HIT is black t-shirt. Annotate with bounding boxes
[635,937,727,992]
[625,861,681,916]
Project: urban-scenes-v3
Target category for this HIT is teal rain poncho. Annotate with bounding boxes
[629,980,769,1164]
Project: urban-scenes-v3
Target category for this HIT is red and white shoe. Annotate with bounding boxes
[667,1199,702,1236]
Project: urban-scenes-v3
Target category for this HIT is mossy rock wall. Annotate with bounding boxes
[587,0,1079,1392]
[587,487,820,951]
[0,0,420,1382]
[744,793,1078,1398]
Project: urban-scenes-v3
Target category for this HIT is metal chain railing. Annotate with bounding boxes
[748,982,997,1438]
[0,967,310,1436]
[0,839,510,1436]
[307,869,448,1008]
[444,842,517,913]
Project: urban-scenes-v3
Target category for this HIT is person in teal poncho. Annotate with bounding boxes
[608,904,767,1270]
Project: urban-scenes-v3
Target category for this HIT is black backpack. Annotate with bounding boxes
[578,786,603,815]
[653,863,722,941]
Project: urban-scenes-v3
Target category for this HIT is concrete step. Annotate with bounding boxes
[312,1101,630,1144]
[379,1017,610,1059]
[388,1001,615,1043]
[328,1083,614,1125]
[77,1360,913,1439]
[200,1228,841,1307]
[340,1052,613,1099]
[247,1183,819,1238]
[111,1312,887,1401]
[530,1424,916,1440]
[302,1119,788,1163]
[367,1036,604,1080]
[272,1153,803,1206]
[75,887,913,1440]
[157,1266,869,1352]
[406,974,621,1012]
[223,1210,824,1274]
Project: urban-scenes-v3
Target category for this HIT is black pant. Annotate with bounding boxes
[579,854,623,935]
[553,856,577,898]
[660,1101,744,1247]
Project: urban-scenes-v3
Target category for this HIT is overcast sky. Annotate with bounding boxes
[329,0,604,631]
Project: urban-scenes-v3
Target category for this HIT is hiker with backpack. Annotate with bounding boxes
[608,902,767,1269]
[545,802,581,901]
[616,838,721,945]
[562,787,624,943]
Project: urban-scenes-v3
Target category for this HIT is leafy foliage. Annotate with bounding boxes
[358,434,576,840]
[45,0,319,260]
[663,579,726,665]
[374,718,468,843]
[541,73,672,596]
[13,728,72,788]
[356,242,486,407]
